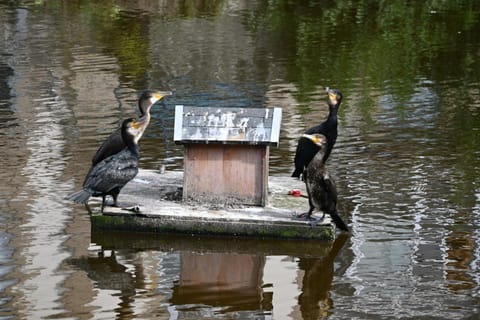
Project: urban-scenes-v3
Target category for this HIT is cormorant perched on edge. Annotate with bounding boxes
[292,88,342,178]
[91,90,172,166]
[299,133,349,232]
[66,118,143,214]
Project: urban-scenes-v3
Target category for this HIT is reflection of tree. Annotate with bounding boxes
[297,234,349,320]
[249,0,480,102]
[177,0,225,18]
[57,0,227,89]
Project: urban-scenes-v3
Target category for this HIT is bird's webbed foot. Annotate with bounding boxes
[296,211,312,219]
[122,205,141,213]
[296,206,315,220]
[295,212,324,227]
[120,205,147,217]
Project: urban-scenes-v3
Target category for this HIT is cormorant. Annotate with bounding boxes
[91,90,171,166]
[292,88,342,178]
[300,133,349,232]
[66,118,143,213]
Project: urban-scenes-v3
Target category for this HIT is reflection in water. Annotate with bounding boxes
[0,5,75,318]
[297,234,349,320]
[171,253,266,315]
[445,231,477,292]
[68,251,136,316]
[14,91,71,317]
[76,232,348,319]
[0,1,479,319]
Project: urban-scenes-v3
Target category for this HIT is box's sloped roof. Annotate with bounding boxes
[174,105,282,146]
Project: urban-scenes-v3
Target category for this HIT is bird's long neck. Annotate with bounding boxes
[327,104,338,123]
[305,147,326,181]
[122,130,140,158]
[136,103,152,142]
[313,147,326,165]
[139,100,152,118]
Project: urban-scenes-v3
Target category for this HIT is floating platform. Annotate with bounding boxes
[90,169,336,241]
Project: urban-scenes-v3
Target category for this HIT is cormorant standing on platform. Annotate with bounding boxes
[292,88,342,178]
[299,133,349,232]
[91,90,171,166]
[66,118,143,213]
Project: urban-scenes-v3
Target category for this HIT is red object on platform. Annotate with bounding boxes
[288,189,302,197]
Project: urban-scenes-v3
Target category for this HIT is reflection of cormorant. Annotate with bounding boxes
[298,233,349,319]
[292,88,342,178]
[68,251,135,293]
[67,250,137,315]
[91,90,171,166]
[300,133,349,232]
[66,118,142,213]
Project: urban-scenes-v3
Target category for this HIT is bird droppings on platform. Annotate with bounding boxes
[89,169,336,240]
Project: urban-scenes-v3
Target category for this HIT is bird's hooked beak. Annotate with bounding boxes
[151,90,173,105]
[327,88,338,105]
[302,133,327,146]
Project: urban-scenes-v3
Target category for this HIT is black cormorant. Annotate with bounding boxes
[300,133,349,232]
[66,118,143,213]
[91,90,171,166]
[292,88,342,178]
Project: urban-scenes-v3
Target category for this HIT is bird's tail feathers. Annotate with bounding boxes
[330,209,349,232]
[65,190,92,204]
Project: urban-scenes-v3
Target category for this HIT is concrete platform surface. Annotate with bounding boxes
[90,170,336,240]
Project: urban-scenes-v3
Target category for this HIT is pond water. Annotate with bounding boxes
[0,1,479,319]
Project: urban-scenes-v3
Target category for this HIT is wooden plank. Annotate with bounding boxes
[222,146,260,198]
[261,146,269,206]
[271,107,282,145]
[183,144,267,206]
[183,144,225,198]
[173,105,184,142]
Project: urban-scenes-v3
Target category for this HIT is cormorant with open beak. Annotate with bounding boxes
[300,133,349,232]
[292,88,342,179]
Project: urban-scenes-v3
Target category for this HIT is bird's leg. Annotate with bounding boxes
[319,211,326,220]
[297,206,315,219]
[84,203,92,215]
[111,193,120,207]
[297,192,315,219]
[101,195,106,213]
[301,170,307,182]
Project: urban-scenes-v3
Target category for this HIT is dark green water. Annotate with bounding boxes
[0,1,479,319]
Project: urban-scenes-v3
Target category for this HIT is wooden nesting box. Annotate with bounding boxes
[174,105,282,206]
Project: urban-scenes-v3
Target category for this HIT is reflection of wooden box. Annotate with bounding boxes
[171,252,265,309]
[174,105,282,206]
